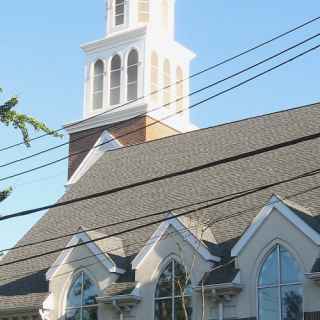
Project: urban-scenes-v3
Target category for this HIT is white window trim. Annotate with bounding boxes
[154,259,192,320]
[67,130,122,186]
[131,213,220,270]
[46,228,125,281]
[256,244,304,320]
[231,195,320,257]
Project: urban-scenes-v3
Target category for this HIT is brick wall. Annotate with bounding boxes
[68,116,179,179]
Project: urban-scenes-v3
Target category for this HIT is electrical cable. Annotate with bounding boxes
[0,15,319,153]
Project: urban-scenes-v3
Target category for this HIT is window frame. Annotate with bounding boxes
[138,0,149,23]
[65,271,99,320]
[113,0,125,27]
[92,59,105,111]
[126,49,139,102]
[109,54,122,106]
[257,244,304,320]
[163,59,171,108]
[154,259,192,320]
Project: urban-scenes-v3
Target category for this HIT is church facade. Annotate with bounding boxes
[1,1,320,320]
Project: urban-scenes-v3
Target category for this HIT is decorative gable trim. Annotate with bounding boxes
[131,214,220,270]
[67,130,122,186]
[46,228,125,281]
[231,195,320,257]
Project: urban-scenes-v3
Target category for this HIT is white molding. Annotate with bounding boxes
[231,195,320,257]
[131,214,220,270]
[81,26,147,54]
[67,130,122,185]
[64,103,148,135]
[46,228,125,281]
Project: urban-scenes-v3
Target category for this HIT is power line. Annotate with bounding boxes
[0,223,201,282]
[1,165,320,268]
[0,15,319,153]
[2,94,320,224]
[1,173,319,283]
[1,156,320,256]
[1,32,320,170]
[1,42,320,184]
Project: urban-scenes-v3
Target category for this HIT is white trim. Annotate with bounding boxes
[131,214,220,270]
[46,228,125,281]
[67,130,122,185]
[231,195,320,257]
[64,103,148,134]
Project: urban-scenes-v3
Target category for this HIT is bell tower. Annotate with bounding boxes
[65,0,197,182]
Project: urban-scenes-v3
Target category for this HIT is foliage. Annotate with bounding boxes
[0,87,62,203]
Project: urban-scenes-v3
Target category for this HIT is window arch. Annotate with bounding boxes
[163,59,171,108]
[92,60,104,110]
[257,245,303,320]
[110,55,122,106]
[151,52,159,102]
[138,0,149,23]
[65,272,98,320]
[114,0,125,26]
[176,67,184,113]
[127,49,139,101]
[154,259,192,320]
[162,0,169,30]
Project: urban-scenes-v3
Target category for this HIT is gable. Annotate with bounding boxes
[131,214,220,270]
[231,195,320,257]
[46,229,125,281]
[67,130,122,185]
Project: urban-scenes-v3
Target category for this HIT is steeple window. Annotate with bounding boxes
[127,49,139,101]
[110,55,122,106]
[114,0,125,26]
[176,67,184,113]
[162,0,169,30]
[138,0,149,23]
[163,59,171,108]
[92,60,104,110]
[151,52,159,102]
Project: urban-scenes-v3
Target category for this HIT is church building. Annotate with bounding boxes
[0,1,320,320]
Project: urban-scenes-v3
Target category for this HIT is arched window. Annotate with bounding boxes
[92,60,104,110]
[127,49,139,101]
[176,67,184,113]
[151,52,159,102]
[257,245,303,320]
[162,0,169,30]
[138,0,149,23]
[110,55,122,105]
[66,272,98,320]
[114,0,125,26]
[163,59,171,108]
[154,259,192,320]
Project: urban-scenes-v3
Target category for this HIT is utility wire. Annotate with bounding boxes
[2,96,320,224]
[0,223,201,282]
[1,165,320,268]
[1,41,320,184]
[1,156,320,256]
[1,174,319,282]
[0,15,319,153]
[1,32,320,169]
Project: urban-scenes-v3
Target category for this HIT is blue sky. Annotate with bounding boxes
[0,0,319,251]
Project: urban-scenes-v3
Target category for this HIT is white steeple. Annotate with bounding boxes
[80,0,197,132]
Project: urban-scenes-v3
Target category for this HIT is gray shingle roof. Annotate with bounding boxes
[103,282,136,297]
[2,103,320,309]
[202,261,238,286]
